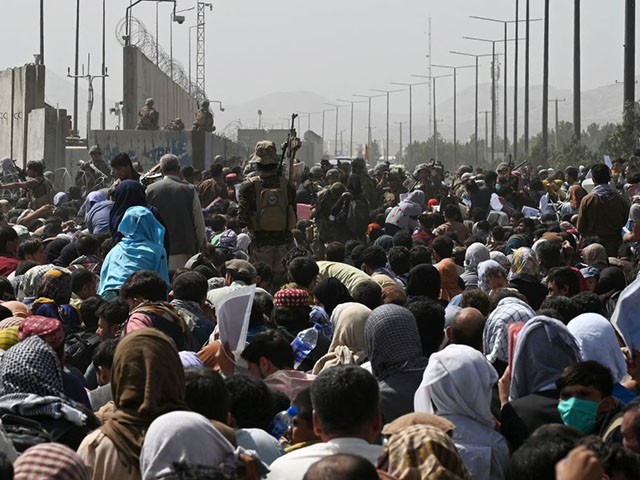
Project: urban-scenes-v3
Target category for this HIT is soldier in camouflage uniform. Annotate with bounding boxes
[237,141,296,288]
[412,163,443,201]
[193,100,215,133]
[166,118,185,131]
[351,157,381,209]
[136,98,159,130]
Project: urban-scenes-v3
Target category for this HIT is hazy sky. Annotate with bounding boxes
[0,0,629,130]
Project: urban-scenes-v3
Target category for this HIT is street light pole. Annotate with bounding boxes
[470,15,532,158]
[391,81,429,165]
[549,98,566,150]
[324,104,347,157]
[337,99,367,158]
[480,110,490,162]
[411,74,453,163]
[394,121,405,161]
[354,93,385,163]
[430,64,474,168]
[370,89,404,161]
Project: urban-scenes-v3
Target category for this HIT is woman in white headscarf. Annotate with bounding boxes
[414,344,509,480]
[460,243,490,289]
[568,313,634,404]
[477,260,508,295]
[312,302,371,374]
[140,411,252,479]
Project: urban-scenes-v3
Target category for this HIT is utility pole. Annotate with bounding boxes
[412,74,453,163]
[73,0,80,137]
[428,16,432,136]
[549,98,566,150]
[370,89,403,161]
[433,63,482,169]
[101,0,106,129]
[354,93,385,163]
[394,121,405,161]
[481,110,490,163]
[39,0,44,64]
[514,0,520,160]
[624,0,636,124]
[299,112,321,134]
[390,81,428,165]
[542,0,550,163]
[470,16,531,158]
[337,99,366,158]
[573,0,581,141]
[68,55,108,141]
[524,0,531,158]
[324,104,348,157]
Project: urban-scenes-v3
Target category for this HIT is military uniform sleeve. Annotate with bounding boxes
[237,181,254,228]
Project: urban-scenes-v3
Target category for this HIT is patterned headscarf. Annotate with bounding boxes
[377,424,471,480]
[18,264,54,301]
[510,316,581,401]
[483,297,536,364]
[0,336,63,397]
[13,443,90,480]
[489,251,511,272]
[36,268,72,305]
[365,304,428,381]
[508,247,540,282]
[0,317,25,329]
[19,316,66,349]
[477,260,507,294]
[0,326,20,350]
[273,289,310,308]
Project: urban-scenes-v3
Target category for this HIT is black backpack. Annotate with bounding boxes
[64,332,101,373]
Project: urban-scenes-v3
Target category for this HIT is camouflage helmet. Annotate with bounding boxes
[309,166,323,177]
[413,163,430,179]
[373,162,390,175]
[250,140,279,165]
[326,168,341,179]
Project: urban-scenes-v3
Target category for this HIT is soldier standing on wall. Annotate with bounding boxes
[193,100,215,132]
[137,98,160,130]
[237,140,297,288]
[166,118,185,131]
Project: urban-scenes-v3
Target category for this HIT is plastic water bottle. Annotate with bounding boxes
[291,324,321,369]
[269,405,299,439]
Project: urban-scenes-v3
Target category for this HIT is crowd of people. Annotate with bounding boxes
[0,143,638,480]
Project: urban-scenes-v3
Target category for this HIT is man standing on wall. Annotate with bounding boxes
[238,141,297,288]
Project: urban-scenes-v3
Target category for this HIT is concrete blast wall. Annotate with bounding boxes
[27,107,67,170]
[88,130,249,173]
[0,64,45,166]
[123,46,198,131]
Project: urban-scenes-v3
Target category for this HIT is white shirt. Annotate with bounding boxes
[266,437,383,480]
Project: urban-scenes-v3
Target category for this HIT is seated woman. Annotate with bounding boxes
[31,267,81,334]
[414,344,509,480]
[77,329,187,480]
[99,206,169,300]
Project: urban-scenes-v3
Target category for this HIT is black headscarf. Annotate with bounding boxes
[313,278,353,317]
[596,266,626,295]
[109,180,148,241]
[407,264,441,300]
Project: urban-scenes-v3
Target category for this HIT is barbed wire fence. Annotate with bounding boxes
[116,16,207,103]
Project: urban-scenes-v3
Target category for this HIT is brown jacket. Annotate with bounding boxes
[577,191,628,256]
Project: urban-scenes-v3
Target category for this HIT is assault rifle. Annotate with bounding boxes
[280,113,301,182]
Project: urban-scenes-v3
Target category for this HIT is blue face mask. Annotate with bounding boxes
[557,397,599,434]
[495,183,501,191]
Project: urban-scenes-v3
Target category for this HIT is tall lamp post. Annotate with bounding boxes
[370,88,404,161]
[470,15,530,158]
[429,64,475,169]
[337,99,367,158]
[410,74,453,163]
[447,53,492,166]
[324,103,348,157]
[353,93,386,163]
[188,24,197,96]
[170,6,195,82]
[299,112,321,133]
[390,81,429,165]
